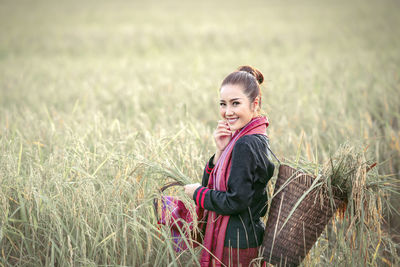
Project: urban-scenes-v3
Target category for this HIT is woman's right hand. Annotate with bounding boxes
[213,120,232,159]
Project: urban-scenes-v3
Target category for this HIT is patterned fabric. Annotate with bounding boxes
[222,246,263,267]
[158,196,196,252]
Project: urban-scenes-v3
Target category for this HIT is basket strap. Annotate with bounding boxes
[159,181,184,193]
[153,181,184,221]
[266,142,281,165]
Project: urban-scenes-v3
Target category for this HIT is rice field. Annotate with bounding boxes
[0,0,399,266]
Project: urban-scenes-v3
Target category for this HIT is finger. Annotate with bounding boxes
[216,123,230,131]
[216,127,232,134]
[216,130,231,136]
[214,130,232,136]
[217,121,229,127]
[215,132,232,139]
[214,132,231,139]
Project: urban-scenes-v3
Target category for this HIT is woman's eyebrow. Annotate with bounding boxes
[220,98,243,102]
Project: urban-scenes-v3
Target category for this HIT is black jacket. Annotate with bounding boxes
[193,134,275,248]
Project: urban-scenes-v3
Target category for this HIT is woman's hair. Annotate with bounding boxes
[221,65,264,111]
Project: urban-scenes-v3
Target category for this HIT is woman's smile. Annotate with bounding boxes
[226,117,239,125]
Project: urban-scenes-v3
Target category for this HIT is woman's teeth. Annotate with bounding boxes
[227,118,238,124]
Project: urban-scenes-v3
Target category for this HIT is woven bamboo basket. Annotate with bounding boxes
[262,164,346,267]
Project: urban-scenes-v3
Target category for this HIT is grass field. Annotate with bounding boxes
[1,0,400,266]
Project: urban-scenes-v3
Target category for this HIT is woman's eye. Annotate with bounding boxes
[219,103,226,107]
[233,102,240,106]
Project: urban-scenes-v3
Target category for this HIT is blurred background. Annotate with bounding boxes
[1,0,399,265]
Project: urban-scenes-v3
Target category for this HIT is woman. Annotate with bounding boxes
[184,66,275,267]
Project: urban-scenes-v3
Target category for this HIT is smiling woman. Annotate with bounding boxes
[184,66,274,267]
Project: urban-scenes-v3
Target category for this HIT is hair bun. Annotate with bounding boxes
[238,65,264,84]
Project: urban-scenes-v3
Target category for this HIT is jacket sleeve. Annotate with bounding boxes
[201,154,215,187]
[193,141,256,215]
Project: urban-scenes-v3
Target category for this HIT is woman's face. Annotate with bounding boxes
[219,83,258,132]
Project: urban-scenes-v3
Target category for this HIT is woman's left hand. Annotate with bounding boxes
[184,183,202,199]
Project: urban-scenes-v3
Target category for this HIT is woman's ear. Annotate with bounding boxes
[252,96,260,112]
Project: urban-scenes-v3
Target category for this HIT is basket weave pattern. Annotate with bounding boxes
[262,165,344,267]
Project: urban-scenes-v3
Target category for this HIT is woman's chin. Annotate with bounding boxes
[229,126,239,132]
[228,122,245,132]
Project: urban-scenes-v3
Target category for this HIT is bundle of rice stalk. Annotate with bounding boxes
[318,143,399,266]
[263,143,400,266]
[137,156,193,186]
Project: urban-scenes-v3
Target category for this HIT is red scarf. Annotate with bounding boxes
[200,116,269,266]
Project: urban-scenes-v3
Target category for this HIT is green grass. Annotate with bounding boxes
[1,0,399,265]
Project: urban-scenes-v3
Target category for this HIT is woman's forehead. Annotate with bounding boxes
[220,84,246,100]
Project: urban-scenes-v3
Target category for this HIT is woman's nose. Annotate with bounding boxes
[226,106,234,116]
